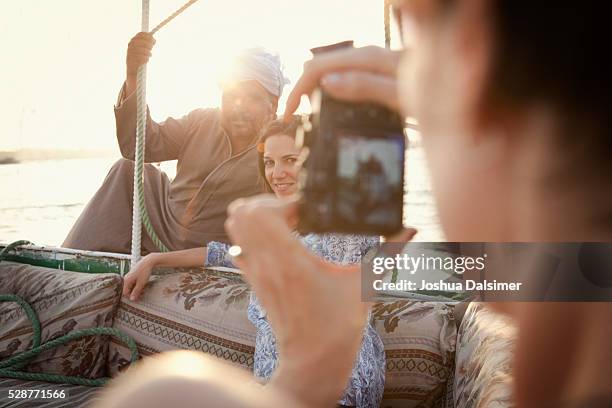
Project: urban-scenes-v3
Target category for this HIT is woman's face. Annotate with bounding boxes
[263,134,302,198]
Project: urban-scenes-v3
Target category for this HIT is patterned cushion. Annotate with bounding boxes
[372,301,457,408]
[108,268,255,376]
[0,262,122,379]
[452,303,516,408]
[110,269,458,408]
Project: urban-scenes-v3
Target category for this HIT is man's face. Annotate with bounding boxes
[221,80,277,141]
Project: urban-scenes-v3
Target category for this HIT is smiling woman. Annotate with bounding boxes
[256,117,303,196]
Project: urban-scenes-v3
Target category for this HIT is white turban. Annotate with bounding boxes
[221,48,289,98]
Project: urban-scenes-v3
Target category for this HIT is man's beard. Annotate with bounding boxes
[225,113,266,142]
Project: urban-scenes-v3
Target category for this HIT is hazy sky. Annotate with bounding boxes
[1,0,399,151]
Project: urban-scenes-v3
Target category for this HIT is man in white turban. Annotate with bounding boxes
[63,33,288,254]
[218,47,289,152]
[221,47,289,98]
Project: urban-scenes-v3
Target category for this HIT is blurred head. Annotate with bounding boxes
[394,0,612,241]
[221,80,277,141]
[257,117,302,198]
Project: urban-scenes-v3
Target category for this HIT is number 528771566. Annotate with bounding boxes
[8,389,67,399]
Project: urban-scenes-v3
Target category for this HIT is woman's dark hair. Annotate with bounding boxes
[256,116,302,192]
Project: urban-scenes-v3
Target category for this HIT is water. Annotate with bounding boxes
[0,147,443,246]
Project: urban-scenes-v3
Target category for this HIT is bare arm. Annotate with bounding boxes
[123,247,207,301]
[147,247,207,268]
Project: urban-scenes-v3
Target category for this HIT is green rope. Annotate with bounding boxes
[0,240,33,262]
[0,292,41,371]
[0,294,139,386]
[138,160,170,253]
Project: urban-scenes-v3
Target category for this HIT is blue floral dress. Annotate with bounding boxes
[205,233,385,408]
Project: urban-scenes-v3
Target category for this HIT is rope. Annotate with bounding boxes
[0,240,32,262]
[132,0,201,263]
[150,0,201,34]
[0,294,139,386]
[384,0,391,49]
[0,293,41,371]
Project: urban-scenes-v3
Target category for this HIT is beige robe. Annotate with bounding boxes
[62,85,266,254]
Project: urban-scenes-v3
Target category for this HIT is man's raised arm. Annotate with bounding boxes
[114,32,186,163]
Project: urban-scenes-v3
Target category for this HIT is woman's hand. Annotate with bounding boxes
[123,253,159,301]
[284,46,403,119]
[224,195,369,407]
[122,248,206,301]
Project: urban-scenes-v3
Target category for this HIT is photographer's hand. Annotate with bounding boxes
[284,46,403,119]
[224,195,369,407]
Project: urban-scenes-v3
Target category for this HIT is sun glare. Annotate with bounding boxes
[1,0,398,151]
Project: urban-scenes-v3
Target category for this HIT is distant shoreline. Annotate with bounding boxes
[0,149,116,164]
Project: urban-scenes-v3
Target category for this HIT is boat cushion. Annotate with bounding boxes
[109,268,458,408]
[108,268,255,376]
[451,302,516,408]
[372,300,457,408]
[0,261,123,379]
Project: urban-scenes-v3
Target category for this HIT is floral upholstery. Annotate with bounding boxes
[373,301,457,408]
[108,268,255,376]
[109,268,458,408]
[0,261,122,379]
[1,262,517,408]
[451,302,516,408]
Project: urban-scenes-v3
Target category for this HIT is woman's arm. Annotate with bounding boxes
[148,247,207,268]
[123,247,206,301]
